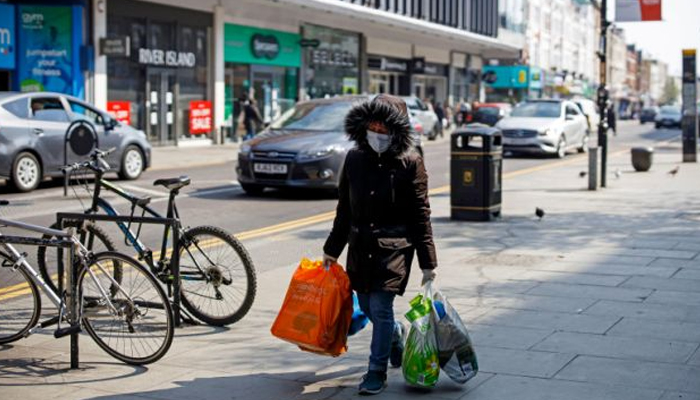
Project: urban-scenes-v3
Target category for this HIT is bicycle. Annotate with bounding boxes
[38,149,257,327]
[0,200,174,365]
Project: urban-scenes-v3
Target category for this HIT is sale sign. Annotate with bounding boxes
[189,100,212,134]
[107,101,131,125]
[616,0,662,22]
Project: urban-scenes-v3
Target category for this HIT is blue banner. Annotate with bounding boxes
[17,5,82,96]
[0,4,15,70]
[482,65,530,89]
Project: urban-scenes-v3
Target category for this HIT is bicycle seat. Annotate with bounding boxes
[0,200,8,206]
[153,176,191,191]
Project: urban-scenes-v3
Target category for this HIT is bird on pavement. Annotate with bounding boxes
[535,207,545,221]
[579,171,587,178]
[668,166,680,177]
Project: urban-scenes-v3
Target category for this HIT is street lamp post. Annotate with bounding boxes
[597,0,610,188]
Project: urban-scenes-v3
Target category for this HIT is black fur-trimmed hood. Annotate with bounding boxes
[345,100,413,156]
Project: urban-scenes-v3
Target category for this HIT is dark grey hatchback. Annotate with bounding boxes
[0,92,151,192]
[236,96,422,195]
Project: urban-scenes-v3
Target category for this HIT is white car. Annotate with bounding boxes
[496,100,589,158]
[573,98,600,133]
[402,96,440,140]
[654,105,682,129]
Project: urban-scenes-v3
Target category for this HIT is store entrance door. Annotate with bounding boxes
[251,65,287,124]
[146,69,176,145]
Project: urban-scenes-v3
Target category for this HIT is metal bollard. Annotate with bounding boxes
[588,146,600,191]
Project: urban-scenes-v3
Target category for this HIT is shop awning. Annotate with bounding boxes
[263,0,521,59]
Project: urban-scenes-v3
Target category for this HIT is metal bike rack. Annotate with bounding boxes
[0,234,79,368]
[56,213,185,327]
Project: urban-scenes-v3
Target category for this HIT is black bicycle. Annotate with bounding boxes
[0,200,174,365]
[38,149,256,326]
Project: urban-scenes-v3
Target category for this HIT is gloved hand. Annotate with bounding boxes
[322,253,337,269]
[421,269,437,286]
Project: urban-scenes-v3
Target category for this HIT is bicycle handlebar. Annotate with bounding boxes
[60,147,116,174]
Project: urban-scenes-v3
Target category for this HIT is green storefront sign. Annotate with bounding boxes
[482,65,530,89]
[224,24,301,68]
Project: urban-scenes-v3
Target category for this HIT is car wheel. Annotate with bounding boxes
[11,152,42,192]
[241,183,265,196]
[556,136,567,159]
[118,145,144,180]
[428,126,437,141]
[577,134,589,154]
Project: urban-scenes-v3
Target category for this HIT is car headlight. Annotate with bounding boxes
[240,144,252,155]
[298,146,338,160]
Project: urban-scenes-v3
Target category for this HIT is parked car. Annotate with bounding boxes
[655,105,682,129]
[236,95,423,195]
[473,103,511,126]
[639,107,658,124]
[495,99,589,158]
[402,96,440,140]
[572,98,600,133]
[0,92,151,192]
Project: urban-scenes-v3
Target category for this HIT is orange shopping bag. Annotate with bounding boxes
[271,258,353,356]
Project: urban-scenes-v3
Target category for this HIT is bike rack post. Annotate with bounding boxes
[68,241,79,369]
[56,213,184,326]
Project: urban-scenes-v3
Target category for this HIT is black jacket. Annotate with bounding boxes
[323,100,437,295]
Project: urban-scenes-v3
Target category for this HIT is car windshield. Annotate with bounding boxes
[659,106,680,115]
[511,102,561,118]
[269,101,352,131]
[477,107,500,116]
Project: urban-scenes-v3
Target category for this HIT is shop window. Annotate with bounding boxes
[2,98,29,119]
[30,97,69,122]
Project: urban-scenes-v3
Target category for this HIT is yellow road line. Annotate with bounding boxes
[0,147,645,302]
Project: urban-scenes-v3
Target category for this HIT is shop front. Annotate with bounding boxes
[107,0,211,146]
[482,65,529,103]
[367,55,410,96]
[0,3,15,91]
[4,2,87,97]
[224,23,301,142]
[411,60,449,104]
[302,24,361,99]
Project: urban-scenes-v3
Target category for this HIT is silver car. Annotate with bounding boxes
[496,99,589,158]
[0,92,151,192]
[402,96,440,140]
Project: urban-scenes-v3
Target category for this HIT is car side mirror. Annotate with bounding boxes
[105,118,118,131]
[566,114,575,121]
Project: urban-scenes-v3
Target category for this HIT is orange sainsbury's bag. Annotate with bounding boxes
[271,258,353,357]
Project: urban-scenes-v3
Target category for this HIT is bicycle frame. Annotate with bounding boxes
[87,175,181,272]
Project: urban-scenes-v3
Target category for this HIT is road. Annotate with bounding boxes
[0,121,683,291]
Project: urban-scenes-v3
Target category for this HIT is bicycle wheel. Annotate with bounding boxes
[179,226,256,326]
[0,265,41,344]
[37,221,119,295]
[79,251,173,365]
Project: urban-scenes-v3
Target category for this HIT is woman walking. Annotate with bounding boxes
[323,94,438,395]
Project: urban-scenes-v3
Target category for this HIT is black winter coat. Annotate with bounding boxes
[323,100,438,295]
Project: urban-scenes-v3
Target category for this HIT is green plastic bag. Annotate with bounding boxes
[402,282,440,388]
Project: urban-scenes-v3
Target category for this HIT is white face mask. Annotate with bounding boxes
[367,130,391,154]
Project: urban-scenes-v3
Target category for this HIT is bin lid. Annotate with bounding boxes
[452,123,501,137]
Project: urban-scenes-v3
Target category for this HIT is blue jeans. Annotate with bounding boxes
[357,291,402,372]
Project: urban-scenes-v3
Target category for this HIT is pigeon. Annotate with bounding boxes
[614,169,622,179]
[535,207,545,221]
[668,166,680,177]
[579,171,587,178]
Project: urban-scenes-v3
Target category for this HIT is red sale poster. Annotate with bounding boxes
[189,100,212,134]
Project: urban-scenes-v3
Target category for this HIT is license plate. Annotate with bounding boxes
[254,163,288,174]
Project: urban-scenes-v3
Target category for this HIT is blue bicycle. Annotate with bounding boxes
[38,149,256,326]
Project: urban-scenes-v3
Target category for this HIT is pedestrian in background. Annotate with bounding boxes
[434,100,445,138]
[323,94,438,395]
[607,102,617,136]
[243,95,263,141]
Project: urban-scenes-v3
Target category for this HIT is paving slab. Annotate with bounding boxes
[465,374,662,400]
[648,258,700,269]
[510,270,629,286]
[660,392,700,400]
[473,308,620,334]
[689,348,700,366]
[622,276,700,293]
[468,324,553,350]
[555,355,700,394]
[673,269,700,281]
[533,331,698,363]
[526,262,679,278]
[583,300,700,323]
[448,293,597,314]
[474,346,575,378]
[526,282,654,302]
[607,318,700,343]
[646,290,700,306]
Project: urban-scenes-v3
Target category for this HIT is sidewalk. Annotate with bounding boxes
[3,141,700,400]
[149,142,240,172]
